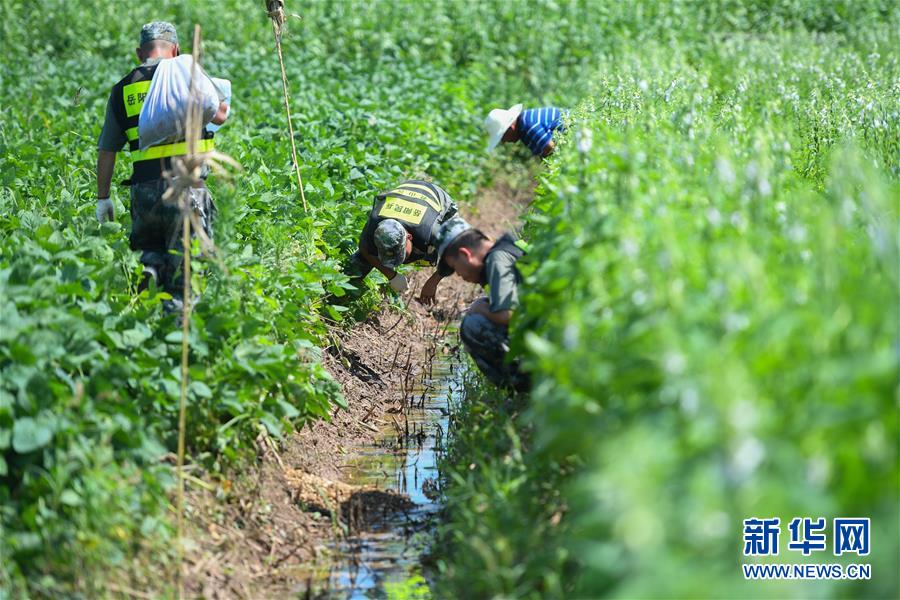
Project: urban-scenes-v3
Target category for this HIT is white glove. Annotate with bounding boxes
[96,198,114,223]
[389,273,409,293]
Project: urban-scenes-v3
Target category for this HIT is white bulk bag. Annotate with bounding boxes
[138,55,222,150]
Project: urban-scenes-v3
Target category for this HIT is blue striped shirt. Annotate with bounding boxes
[517,107,565,156]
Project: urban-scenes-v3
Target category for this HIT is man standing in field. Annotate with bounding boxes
[347,179,463,304]
[483,104,566,158]
[95,21,228,311]
[437,221,529,390]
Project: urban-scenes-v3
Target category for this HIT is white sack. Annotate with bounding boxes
[138,55,222,150]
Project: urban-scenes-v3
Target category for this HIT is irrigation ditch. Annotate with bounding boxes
[309,328,468,596]
[183,179,530,598]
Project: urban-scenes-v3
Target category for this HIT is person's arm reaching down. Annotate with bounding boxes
[418,271,444,305]
[97,150,116,200]
[359,245,408,292]
[96,150,117,222]
[96,91,126,222]
[359,244,396,279]
[541,139,556,158]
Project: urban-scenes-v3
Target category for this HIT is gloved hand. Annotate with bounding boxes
[96,198,114,223]
[389,273,409,293]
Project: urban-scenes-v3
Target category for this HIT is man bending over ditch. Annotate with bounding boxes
[437,221,529,391]
[346,179,462,304]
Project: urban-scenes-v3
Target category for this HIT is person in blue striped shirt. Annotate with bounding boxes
[484,104,566,157]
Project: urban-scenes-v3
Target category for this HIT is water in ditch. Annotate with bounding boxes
[312,349,466,598]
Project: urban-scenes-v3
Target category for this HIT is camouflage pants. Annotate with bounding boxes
[460,309,526,390]
[129,178,216,302]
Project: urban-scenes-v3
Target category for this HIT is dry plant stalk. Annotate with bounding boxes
[266,0,286,33]
[162,24,238,599]
[173,25,203,599]
[264,0,309,212]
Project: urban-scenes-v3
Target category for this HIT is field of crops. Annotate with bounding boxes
[1,0,898,598]
[437,4,899,599]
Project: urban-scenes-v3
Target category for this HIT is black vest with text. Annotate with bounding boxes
[368,180,455,262]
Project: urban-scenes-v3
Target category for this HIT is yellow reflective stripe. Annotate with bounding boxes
[131,138,215,162]
[377,198,426,225]
[122,81,151,117]
[389,189,441,212]
[125,127,139,142]
[398,182,438,196]
[395,183,443,211]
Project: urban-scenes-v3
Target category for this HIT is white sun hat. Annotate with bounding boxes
[483,103,523,152]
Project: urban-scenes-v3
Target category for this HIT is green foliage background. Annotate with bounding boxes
[436,3,899,599]
[0,0,897,597]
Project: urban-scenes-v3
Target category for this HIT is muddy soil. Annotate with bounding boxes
[183,178,529,598]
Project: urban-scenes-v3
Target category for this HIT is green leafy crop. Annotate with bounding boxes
[438,4,898,599]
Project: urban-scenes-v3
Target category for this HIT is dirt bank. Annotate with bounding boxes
[183,177,529,598]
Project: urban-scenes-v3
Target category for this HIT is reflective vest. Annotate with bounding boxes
[110,62,215,183]
[368,180,457,262]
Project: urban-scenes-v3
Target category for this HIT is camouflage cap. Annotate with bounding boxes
[140,21,178,46]
[436,216,473,270]
[373,219,408,269]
